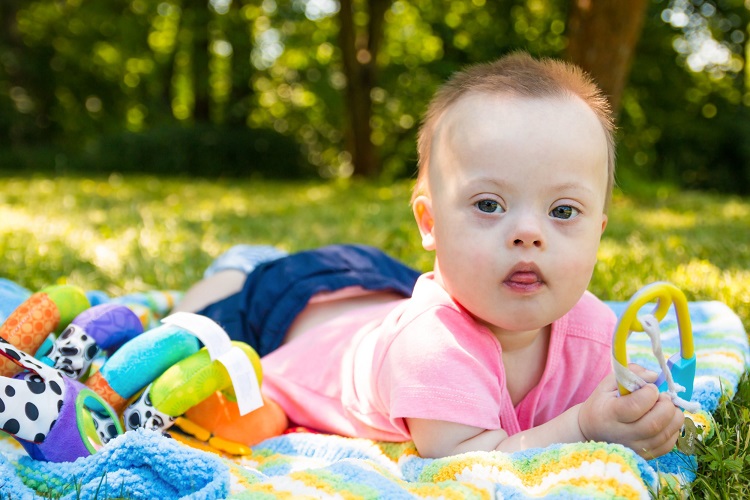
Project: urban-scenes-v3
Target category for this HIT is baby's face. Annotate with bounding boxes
[413,93,609,339]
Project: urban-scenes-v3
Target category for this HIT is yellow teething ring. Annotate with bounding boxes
[613,282,694,395]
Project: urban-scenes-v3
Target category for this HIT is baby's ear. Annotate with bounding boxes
[412,196,436,251]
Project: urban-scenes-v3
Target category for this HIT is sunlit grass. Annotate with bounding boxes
[592,189,750,327]
[0,174,424,295]
[1,173,748,497]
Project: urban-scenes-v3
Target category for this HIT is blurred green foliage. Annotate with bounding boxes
[619,0,750,194]
[0,125,313,178]
[1,0,749,192]
[80,124,314,178]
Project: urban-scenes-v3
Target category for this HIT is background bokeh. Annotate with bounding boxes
[2,0,749,195]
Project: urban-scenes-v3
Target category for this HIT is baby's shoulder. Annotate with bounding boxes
[382,274,498,361]
[381,301,502,381]
[394,300,481,345]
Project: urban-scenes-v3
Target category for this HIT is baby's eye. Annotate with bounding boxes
[476,199,504,213]
[549,205,579,220]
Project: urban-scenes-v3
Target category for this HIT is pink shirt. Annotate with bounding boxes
[261,273,616,441]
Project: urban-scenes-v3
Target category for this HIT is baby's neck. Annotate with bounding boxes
[496,325,551,406]
[493,325,549,352]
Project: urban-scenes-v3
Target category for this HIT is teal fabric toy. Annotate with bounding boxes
[83,323,201,415]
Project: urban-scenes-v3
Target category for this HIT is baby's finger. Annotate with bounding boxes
[633,397,684,444]
[627,363,659,384]
[612,383,660,423]
[636,407,684,458]
[654,399,685,438]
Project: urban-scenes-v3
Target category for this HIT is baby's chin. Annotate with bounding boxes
[472,314,551,339]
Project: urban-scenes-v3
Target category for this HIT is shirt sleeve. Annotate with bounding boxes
[380,304,505,431]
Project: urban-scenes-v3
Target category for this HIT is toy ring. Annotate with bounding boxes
[612,282,695,399]
[85,323,200,413]
[122,341,262,434]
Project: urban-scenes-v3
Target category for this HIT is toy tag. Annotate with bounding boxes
[676,417,699,455]
[161,312,263,415]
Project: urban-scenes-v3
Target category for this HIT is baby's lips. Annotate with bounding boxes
[504,261,545,284]
[506,271,540,284]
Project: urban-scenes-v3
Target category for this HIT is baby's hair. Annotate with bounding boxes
[413,52,616,211]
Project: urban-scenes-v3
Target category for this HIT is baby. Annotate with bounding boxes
[175,53,684,459]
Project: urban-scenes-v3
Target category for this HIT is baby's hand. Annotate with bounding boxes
[578,364,684,459]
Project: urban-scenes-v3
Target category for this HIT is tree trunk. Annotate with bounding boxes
[160,51,177,120]
[566,0,649,114]
[337,0,390,177]
[0,0,56,144]
[182,1,211,123]
[226,0,254,127]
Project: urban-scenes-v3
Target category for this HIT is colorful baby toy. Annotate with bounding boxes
[83,321,202,414]
[0,278,265,462]
[123,340,262,435]
[612,281,708,454]
[612,282,697,405]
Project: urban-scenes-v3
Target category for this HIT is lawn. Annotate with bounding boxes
[1,173,748,497]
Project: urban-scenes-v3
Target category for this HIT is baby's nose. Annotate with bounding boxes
[513,237,542,248]
[509,215,545,249]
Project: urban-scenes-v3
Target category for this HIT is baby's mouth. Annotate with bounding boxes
[504,264,544,291]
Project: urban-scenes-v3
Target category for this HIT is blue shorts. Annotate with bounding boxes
[196,244,421,356]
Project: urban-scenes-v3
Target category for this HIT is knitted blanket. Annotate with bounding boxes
[0,300,747,499]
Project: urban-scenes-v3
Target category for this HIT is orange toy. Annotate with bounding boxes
[178,392,288,454]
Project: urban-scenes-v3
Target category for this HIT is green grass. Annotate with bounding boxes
[1,173,748,498]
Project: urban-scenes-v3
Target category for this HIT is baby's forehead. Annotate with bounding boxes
[427,91,609,189]
[432,91,601,147]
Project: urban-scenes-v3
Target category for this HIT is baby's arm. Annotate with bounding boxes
[407,365,684,459]
[407,406,585,458]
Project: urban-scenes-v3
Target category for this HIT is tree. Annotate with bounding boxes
[337,0,391,177]
[181,0,212,122]
[225,0,255,126]
[566,0,650,113]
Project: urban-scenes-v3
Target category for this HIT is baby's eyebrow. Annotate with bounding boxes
[548,182,598,197]
[466,178,597,196]
[465,177,510,191]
